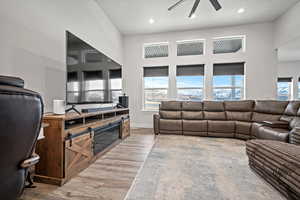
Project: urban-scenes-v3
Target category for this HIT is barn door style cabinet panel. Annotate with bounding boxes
[35,108,130,186]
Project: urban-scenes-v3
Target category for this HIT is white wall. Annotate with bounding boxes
[274,1,300,48]
[278,61,300,99]
[123,22,277,128]
[0,0,123,111]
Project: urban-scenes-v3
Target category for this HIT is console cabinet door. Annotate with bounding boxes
[65,134,93,180]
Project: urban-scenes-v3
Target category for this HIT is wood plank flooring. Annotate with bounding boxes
[20,128,155,200]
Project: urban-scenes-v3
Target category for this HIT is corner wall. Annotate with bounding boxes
[0,0,123,111]
[123,22,277,128]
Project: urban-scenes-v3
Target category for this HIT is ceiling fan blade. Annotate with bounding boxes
[209,0,222,11]
[168,0,188,11]
[189,0,201,18]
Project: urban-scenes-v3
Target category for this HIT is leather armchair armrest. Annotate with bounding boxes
[290,127,300,145]
[153,114,160,135]
[262,121,289,129]
[20,153,40,168]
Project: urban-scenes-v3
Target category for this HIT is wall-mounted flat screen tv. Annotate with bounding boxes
[66,31,122,104]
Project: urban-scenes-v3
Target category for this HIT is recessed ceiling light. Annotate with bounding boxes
[190,14,197,19]
[238,8,245,14]
[149,18,155,24]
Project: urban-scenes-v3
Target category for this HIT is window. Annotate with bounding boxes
[213,36,245,54]
[143,66,169,110]
[109,69,122,103]
[213,63,245,101]
[277,77,292,101]
[177,40,205,56]
[176,65,204,101]
[144,43,169,58]
[67,72,80,103]
[83,70,104,102]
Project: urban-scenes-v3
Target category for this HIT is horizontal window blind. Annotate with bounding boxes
[213,62,245,76]
[177,40,204,56]
[176,64,205,76]
[144,66,169,77]
[278,77,292,82]
[83,70,103,80]
[109,69,122,79]
[67,72,78,82]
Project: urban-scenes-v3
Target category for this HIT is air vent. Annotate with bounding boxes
[144,43,169,58]
[213,37,245,54]
[177,40,204,56]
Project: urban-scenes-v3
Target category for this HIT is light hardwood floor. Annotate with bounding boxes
[20,128,155,200]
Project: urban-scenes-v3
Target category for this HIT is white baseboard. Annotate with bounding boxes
[131,122,153,128]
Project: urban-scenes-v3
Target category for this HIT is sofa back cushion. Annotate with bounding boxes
[159,111,182,119]
[203,101,226,120]
[289,117,300,129]
[252,100,288,122]
[254,100,288,114]
[182,101,203,120]
[160,101,182,111]
[226,112,252,121]
[224,100,254,112]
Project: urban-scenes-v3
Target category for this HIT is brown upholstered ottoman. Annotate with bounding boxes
[246,140,300,200]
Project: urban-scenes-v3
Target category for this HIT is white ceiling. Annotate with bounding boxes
[96,0,299,35]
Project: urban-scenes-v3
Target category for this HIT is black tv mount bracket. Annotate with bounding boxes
[65,104,81,115]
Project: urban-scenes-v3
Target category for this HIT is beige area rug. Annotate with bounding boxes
[126,135,285,200]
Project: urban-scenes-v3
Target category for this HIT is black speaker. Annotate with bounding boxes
[118,95,129,108]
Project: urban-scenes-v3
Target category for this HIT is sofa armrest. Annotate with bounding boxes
[262,121,289,129]
[290,127,300,145]
[153,114,160,135]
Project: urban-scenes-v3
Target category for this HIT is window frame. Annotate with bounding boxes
[142,66,169,111]
[176,39,206,57]
[143,42,169,59]
[212,35,246,54]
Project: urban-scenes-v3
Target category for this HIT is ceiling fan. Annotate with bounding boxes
[168,0,222,18]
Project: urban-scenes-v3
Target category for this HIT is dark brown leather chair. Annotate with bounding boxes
[0,76,43,200]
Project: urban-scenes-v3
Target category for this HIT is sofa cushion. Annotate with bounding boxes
[159,119,182,131]
[257,126,289,142]
[182,101,203,111]
[204,112,226,120]
[280,101,300,122]
[226,111,252,121]
[182,120,207,132]
[203,101,224,111]
[182,111,203,120]
[236,121,252,135]
[208,120,235,133]
[160,101,181,111]
[159,111,181,119]
[252,112,281,122]
[224,100,254,112]
[254,100,288,115]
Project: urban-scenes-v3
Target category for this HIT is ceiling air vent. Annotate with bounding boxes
[177,40,205,56]
[213,36,245,54]
[144,43,169,58]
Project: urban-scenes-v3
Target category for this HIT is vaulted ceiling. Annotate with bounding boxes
[96,0,299,35]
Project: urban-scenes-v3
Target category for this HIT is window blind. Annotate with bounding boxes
[176,64,204,76]
[213,62,245,76]
[143,66,169,77]
[144,43,169,58]
[109,69,122,79]
[83,70,103,80]
[213,38,243,54]
[278,77,292,82]
[67,72,78,82]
